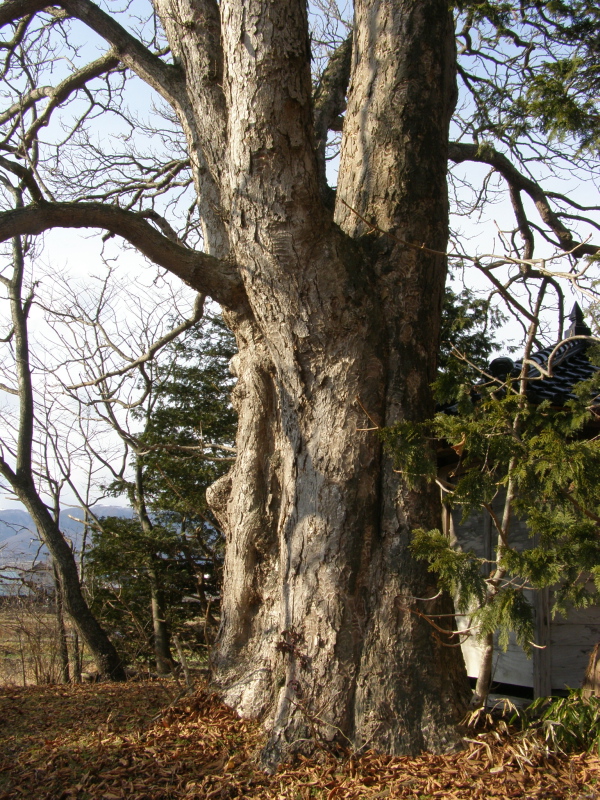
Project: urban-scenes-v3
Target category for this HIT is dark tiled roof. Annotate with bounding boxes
[517,340,597,403]
[488,304,600,405]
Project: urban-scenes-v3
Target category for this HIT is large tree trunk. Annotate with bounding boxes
[0,0,470,762]
[172,0,470,763]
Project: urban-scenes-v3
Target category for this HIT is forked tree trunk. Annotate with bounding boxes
[155,0,470,763]
[472,632,494,708]
[1,0,470,762]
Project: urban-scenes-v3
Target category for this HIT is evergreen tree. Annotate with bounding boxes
[437,286,505,403]
[85,313,237,668]
[381,310,600,706]
[454,1,600,155]
[139,313,237,529]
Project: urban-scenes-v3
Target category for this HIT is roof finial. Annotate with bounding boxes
[567,302,591,337]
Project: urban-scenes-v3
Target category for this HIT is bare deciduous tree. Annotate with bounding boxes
[0,202,125,678]
[46,271,211,676]
[0,0,598,764]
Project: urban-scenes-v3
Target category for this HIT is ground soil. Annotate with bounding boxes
[0,681,598,799]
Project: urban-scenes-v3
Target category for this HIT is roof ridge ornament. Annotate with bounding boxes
[567,302,592,338]
[477,303,598,407]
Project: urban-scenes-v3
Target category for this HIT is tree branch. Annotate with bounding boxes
[153,0,227,177]
[0,201,246,309]
[18,52,122,149]
[66,292,206,388]
[313,34,352,194]
[0,0,185,108]
[0,0,46,25]
[0,51,120,128]
[0,155,44,201]
[508,183,534,260]
[448,141,599,257]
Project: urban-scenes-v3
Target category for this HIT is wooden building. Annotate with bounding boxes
[451,305,600,697]
[454,501,599,696]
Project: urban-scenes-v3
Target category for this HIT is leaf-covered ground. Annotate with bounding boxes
[0,681,598,799]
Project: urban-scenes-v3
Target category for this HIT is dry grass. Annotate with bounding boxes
[0,602,93,686]
[1,681,599,799]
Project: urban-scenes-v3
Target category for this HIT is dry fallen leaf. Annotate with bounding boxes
[0,682,599,800]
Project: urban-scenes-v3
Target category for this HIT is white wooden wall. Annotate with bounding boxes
[452,499,599,694]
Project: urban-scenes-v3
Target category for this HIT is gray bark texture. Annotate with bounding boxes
[0,0,471,761]
[157,0,470,763]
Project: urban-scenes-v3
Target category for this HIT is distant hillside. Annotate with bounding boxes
[0,506,133,565]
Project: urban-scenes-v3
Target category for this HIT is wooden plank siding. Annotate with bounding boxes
[453,499,599,695]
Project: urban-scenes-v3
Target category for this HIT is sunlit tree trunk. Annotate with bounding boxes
[156,0,470,763]
[0,0,471,762]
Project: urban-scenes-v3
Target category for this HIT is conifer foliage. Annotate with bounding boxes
[381,333,600,703]
[85,314,237,668]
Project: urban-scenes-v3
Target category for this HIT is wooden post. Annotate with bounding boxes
[583,642,600,699]
[533,587,552,698]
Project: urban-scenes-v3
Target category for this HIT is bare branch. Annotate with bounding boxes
[0,155,44,201]
[472,261,538,324]
[0,0,48,25]
[448,141,599,257]
[136,442,236,461]
[0,201,246,309]
[0,0,185,107]
[67,292,206,388]
[15,52,123,150]
[313,34,351,194]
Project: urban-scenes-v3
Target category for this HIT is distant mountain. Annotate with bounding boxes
[0,509,42,565]
[0,506,133,566]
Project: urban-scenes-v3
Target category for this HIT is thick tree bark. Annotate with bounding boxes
[0,0,471,762]
[198,0,469,764]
